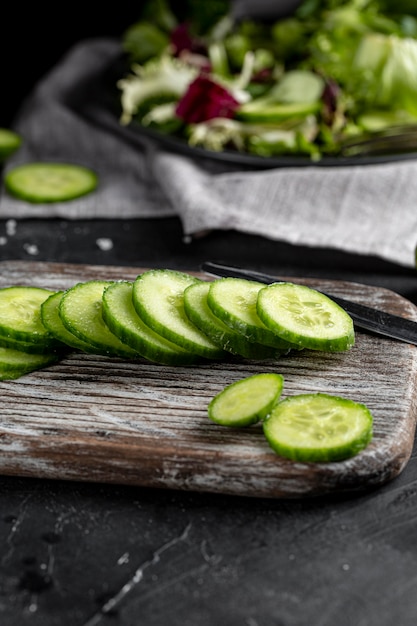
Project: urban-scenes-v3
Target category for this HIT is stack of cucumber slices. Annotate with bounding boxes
[0,267,355,379]
[0,269,370,462]
[0,286,64,380]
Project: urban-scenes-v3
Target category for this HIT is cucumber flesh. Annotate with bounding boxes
[132,269,226,360]
[59,281,140,358]
[184,281,282,360]
[208,373,284,427]
[263,393,373,462]
[257,282,355,351]
[102,281,201,366]
[207,277,298,351]
[41,291,100,354]
[0,285,64,350]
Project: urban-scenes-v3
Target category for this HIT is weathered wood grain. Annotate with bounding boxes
[0,260,416,498]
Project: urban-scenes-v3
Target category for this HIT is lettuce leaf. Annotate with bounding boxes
[352,33,417,115]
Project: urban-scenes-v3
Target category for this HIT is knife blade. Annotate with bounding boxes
[201,261,417,346]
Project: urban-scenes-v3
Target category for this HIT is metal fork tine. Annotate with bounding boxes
[340,125,417,157]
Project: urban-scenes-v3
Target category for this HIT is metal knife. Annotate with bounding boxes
[201,261,417,346]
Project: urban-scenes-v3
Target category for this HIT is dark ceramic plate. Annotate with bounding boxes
[129,120,417,169]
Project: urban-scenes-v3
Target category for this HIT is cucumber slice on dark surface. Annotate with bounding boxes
[132,269,226,360]
[257,282,355,351]
[263,393,373,462]
[0,128,22,161]
[102,281,201,366]
[4,162,98,203]
[59,281,140,358]
[183,281,282,360]
[208,373,284,427]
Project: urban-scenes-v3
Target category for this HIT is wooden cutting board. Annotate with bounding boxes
[1,260,417,499]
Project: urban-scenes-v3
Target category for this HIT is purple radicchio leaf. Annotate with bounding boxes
[175,75,240,124]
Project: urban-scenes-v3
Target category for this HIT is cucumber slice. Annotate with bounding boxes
[263,393,373,462]
[4,162,98,203]
[0,285,64,350]
[41,291,99,354]
[0,333,59,355]
[132,269,226,360]
[257,282,355,351]
[0,128,22,161]
[59,281,140,358]
[208,373,284,427]
[102,281,201,366]
[235,101,320,123]
[0,346,59,380]
[207,277,298,351]
[183,281,281,360]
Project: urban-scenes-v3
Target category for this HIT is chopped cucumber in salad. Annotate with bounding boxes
[118,0,417,160]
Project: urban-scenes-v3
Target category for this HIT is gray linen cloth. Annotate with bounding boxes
[1,37,417,268]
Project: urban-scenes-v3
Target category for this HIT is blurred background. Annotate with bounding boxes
[0,10,139,127]
[0,1,302,127]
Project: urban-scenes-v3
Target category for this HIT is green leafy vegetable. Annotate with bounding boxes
[118,0,417,159]
[117,55,198,126]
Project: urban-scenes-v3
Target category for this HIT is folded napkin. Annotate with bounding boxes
[2,37,417,269]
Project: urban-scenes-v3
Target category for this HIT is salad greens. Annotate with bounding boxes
[117,0,417,160]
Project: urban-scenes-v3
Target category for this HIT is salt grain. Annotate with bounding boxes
[96,238,113,251]
[6,219,17,236]
[23,243,39,256]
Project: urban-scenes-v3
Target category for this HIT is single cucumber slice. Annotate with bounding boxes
[102,281,200,366]
[235,100,320,123]
[208,373,284,427]
[0,346,59,380]
[59,281,140,358]
[263,393,373,462]
[257,282,355,351]
[41,291,99,354]
[0,128,22,161]
[0,333,58,355]
[184,281,281,360]
[0,285,63,350]
[4,162,98,203]
[207,277,297,351]
[132,269,226,359]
